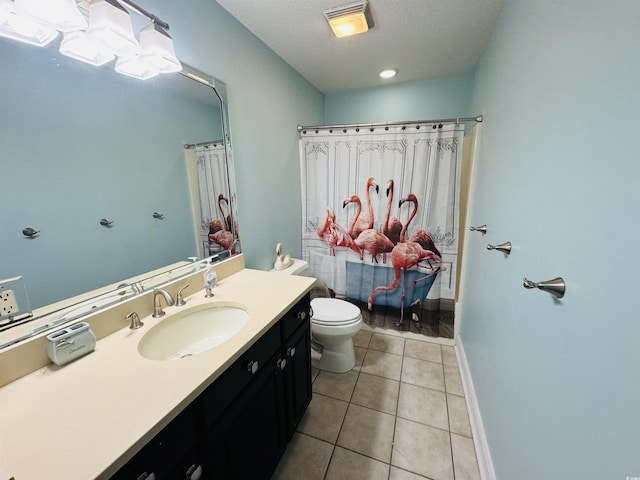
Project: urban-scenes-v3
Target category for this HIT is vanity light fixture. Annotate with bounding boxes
[86,0,139,57]
[323,1,372,38]
[14,0,86,32]
[379,68,398,79]
[0,0,180,79]
[0,0,58,47]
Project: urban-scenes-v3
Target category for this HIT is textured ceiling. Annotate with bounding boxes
[215,0,505,94]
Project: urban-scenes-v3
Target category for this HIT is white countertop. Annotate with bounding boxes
[0,267,315,480]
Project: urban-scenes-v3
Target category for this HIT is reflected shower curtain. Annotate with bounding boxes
[186,142,239,258]
[299,123,464,330]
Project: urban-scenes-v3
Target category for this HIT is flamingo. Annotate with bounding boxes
[209,219,223,234]
[346,177,378,239]
[343,195,363,239]
[367,242,441,325]
[218,194,232,232]
[209,229,234,250]
[398,193,441,257]
[354,229,394,263]
[380,179,403,245]
[317,208,363,259]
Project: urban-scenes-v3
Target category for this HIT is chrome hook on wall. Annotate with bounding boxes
[22,227,40,238]
[99,219,114,227]
[487,241,511,255]
[470,224,487,234]
[152,212,165,219]
[523,277,565,299]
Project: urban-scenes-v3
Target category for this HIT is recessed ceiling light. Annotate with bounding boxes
[379,68,398,79]
[323,1,373,38]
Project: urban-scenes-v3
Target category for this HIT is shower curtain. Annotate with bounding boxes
[299,123,464,327]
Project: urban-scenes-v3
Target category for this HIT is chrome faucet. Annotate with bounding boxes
[152,288,175,318]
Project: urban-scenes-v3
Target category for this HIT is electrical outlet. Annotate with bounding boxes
[1,289,19,317]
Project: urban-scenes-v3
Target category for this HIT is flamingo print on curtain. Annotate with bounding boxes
[299,123,464,331]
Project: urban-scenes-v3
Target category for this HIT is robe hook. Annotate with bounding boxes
[470,224,487,234]
[486,241,511,255]
[100,218,114,227]
[22,227,40,237]
[523,277,565,299]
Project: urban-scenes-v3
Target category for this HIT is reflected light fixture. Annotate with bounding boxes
[379,68,398,79]
[60,29,115,66]
[323,1,372,38]
[0,0,181,80]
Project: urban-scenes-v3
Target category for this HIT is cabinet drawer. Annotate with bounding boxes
[280,294,311,341]
[200,322,281,429]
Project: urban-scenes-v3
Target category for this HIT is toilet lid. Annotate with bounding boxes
[311,298,362,326]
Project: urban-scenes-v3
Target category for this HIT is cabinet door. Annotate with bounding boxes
[111,410,199,480]
[203,353,286,480]
[283,320,312,440]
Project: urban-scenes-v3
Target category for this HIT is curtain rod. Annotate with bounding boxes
[184,139,224,148]
[297,114,483,133]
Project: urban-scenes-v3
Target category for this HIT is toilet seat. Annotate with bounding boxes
[311,298,362,326]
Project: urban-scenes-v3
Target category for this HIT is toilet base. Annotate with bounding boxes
[311,338,356,373]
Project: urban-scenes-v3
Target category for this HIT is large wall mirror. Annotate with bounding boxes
[0,38,240,348]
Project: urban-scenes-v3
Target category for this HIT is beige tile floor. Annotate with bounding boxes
[272,330,481,480]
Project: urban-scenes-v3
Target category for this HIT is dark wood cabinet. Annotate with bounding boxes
[111,409,203,480]
[281,302,312,440]
[111,293,312,480]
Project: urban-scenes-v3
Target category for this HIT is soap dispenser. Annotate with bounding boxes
[203,259,217,297]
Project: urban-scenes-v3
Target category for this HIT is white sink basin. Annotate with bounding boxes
[138,302,249,360]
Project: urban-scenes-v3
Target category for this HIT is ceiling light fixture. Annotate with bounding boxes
[323,1,373,38]
[379,68,398,79]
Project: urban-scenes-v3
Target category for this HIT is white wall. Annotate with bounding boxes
[460,1,640,478]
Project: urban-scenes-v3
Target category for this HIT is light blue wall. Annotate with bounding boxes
[461,1,640,479]
[1,0,324,309]
[325,71,475,124]
[0,40,218,308]
[153,0,325,270]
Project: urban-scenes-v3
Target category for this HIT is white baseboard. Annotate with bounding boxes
[455,336,496,480]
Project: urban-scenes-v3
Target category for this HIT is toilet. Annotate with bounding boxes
[272,259,363,373]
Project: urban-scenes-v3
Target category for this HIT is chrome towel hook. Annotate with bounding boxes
[487,241,511,255]
[99,218,114,227]
[523,277,565,299]
[470,224,487,234]
[152,212,165,219]
[22,227,40,237]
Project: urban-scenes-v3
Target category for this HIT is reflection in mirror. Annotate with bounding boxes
[0,38,240,348]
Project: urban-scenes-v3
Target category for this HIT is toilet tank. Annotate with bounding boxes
[270,259,308,275]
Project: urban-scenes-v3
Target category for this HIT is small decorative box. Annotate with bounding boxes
[46,322,96,366]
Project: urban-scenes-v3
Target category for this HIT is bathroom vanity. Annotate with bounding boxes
[112,293,312,479]
[0,256,315,479]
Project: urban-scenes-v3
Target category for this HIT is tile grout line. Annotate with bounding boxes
[321,336,368,480]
